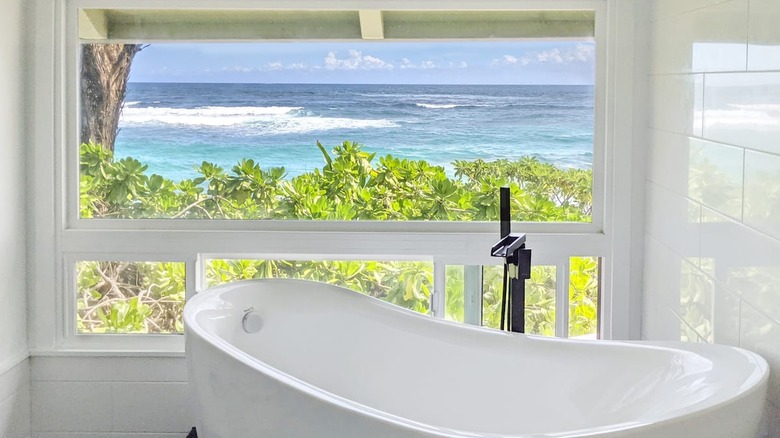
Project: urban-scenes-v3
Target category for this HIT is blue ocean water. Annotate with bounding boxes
[116,83,594,182]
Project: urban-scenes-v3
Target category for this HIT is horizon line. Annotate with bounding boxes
[127,81,594,86]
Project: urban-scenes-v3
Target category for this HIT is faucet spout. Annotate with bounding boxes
[490,187,532,334]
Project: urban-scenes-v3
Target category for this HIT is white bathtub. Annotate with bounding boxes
[184,279,769,438]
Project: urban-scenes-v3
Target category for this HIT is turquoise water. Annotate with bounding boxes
[116,83,594,182]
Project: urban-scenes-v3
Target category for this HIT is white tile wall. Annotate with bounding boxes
[645,130,692,195]
[651,0,748,74]
[703,72,780,155]
[649,74,703,135]
[0,0,30,433]
[744,150,780,240]
[0,359,31,438]
[748,0,780,70]
[30,356,192,436]
[644,0,780,434]
[687,138,744,219]
[33,434,185,438]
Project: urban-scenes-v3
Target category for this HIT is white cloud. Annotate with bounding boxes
[323,50,394,70]
[265,62,284,71]
[535,48,563,63]
[572,44,595,61]
[362,54,393,69]
[491,54,530,67]
[398,58,447,70]
[260,61,310,71]
[493,44,595,68]
[225,52,469,74]
[221,65,253,73]
[532,44,595,64]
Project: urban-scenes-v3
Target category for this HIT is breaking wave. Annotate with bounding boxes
[120,106,399,133]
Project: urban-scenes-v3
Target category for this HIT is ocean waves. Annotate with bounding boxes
[415,103,492,109]
[120,105,399,134]
[116,83,595,182]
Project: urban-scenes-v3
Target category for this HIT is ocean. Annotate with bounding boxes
[116,83,594,182]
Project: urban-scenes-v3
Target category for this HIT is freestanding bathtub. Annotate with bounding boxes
[184,279,769,438]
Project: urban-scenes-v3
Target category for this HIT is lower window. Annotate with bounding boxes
[76,261,186,334]
[206,259,434,314]
[73,256,600,338]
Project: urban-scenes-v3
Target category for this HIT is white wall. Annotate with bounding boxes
[0,0,30,436]
[31,356,191,437]
[643,0,780,434]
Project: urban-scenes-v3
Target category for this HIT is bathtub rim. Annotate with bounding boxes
[184,278,770,438]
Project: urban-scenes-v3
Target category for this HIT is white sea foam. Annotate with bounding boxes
[415,103,491,109]
[124,101,141,107]
[258,117,398,134]
[119,105,398,133]
[121,106,303,126]
[416,103,459,109]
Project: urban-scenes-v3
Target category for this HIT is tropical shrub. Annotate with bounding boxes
[77,141,598,335]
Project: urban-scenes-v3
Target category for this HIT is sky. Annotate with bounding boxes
[128,40,595,85]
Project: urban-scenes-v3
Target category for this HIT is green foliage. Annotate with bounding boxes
[77,261,185,333]
[207,259,432,314]
[479,259,599,337]
[481,265,557,336]
[568,257,600,337]
[80,141,592,222]
[78,141,598,335]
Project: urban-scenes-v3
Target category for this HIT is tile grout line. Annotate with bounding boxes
[745,0,751,71]
[700,73,706,138]
[737,295,742,349]
[649,180,744,231]
[669,307,709,344]
[651,0,742,23]
[741,148,746,223]
[648,125,780,156]
[740,297,780,329]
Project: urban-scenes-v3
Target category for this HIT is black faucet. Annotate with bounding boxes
[490,187,532,333]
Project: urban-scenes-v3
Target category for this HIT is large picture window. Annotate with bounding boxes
[39,1,632,351]
[79,41,595,222]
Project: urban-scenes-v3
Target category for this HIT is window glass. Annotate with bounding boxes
[445,265,465,322]
[79,41,595,222]
[568,256,600,338]
[76,261,186,334]
[206,259,433,313]
[481,265,557,336]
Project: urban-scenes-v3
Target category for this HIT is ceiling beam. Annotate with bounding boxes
[79,9,108,40]
[358,10,384,40]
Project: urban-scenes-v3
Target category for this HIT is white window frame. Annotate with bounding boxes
[27,0,643,354]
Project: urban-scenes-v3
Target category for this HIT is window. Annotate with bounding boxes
[206,258,434,314]
[31,0,638,352]
[76,261,186,334]
[79,41,596,223]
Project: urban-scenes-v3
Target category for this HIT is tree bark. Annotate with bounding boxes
[80,44,143,153]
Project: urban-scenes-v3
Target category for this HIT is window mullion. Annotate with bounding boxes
[463,265,482,326]
[186,256,199,302]
[432,260,446,318]
[555,258,570,338]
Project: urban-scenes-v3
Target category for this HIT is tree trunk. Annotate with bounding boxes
[80,44,143,153]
